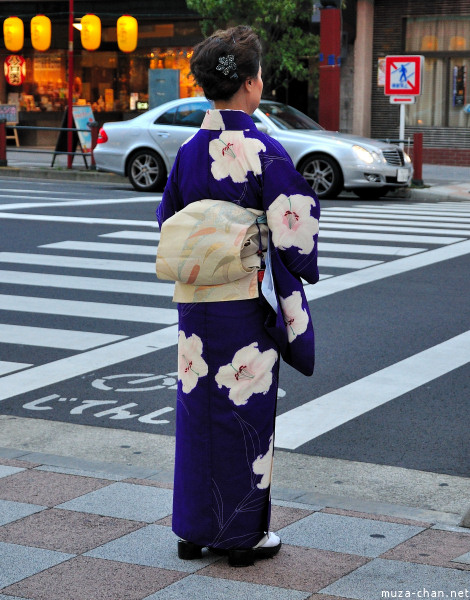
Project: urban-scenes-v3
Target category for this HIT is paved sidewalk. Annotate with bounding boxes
[1,449,470,600]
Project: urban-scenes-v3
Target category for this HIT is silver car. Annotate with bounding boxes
[94,97,412,199]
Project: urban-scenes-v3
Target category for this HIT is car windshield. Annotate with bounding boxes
[258,102,323,131]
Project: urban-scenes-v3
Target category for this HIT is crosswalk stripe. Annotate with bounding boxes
[40,241,159,256]
[320,222,469,236]
[322,216,470,231]
[0,294,178,324]
[0,323,127,350]
[320,243,424,256]
[355,204,470,215]
[0,212,159,228]
[0,325,178,402]
[100,230,161,241]
[0,252,154,274]
[304,239,470,301]
[0,270,174,297]
[319,256,382,269]
[0,196,159,211]
[323,210,470,224]
[319,230,464,244]
[275,330,470,450]
[0,361,32,376]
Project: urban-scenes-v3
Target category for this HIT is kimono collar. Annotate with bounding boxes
[201,109,258,132]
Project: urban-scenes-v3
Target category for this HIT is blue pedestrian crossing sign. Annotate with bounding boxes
[384,55,424,96]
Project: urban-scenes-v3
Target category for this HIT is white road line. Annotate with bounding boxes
[0,253,155,274]
[0,323,126,350]
[100,230,161,241]
[304,239,470,300]
[40,241,159,256]
[0,213,158,228]
[322,216,470,231]
[319,256,382,269]
[320,222,469,236]
[324,209,470,223]
[333,206,470,217]
[0,270,174,297]
[0,196,160,211]
[0,361,32,376]
[320,243,424,256]
[0,325,178,401]
[275,330,470,450]
[319,230,464,245]
[0,294,178,324]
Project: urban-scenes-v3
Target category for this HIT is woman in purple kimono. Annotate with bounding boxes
[156,25,320,567]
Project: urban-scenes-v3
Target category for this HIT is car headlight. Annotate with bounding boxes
[404,151,412,164]
[352,145,376,164]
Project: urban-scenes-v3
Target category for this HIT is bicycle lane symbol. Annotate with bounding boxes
[91,372,178,392]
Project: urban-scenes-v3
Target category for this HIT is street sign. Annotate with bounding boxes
[389,96,416,104]
[384,55,424,96]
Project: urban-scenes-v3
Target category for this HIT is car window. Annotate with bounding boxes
[258,101,323,130]
[155,106,177,125]
[174,101,211,127]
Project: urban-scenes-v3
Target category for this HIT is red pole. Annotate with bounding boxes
[67,0,74,169]
[318,7,341,131]
[412,132,423,186]
[89,121,98,169]
[0,120,7,166]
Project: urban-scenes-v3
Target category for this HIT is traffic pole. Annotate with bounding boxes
[0,119,7,166]
[318,5,342,131]
[67,0,74,169]
[412,132,423,186]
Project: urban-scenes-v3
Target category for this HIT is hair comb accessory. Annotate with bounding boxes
[216,55,238,79]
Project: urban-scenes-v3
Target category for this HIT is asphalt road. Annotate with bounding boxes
[0,178,469,478]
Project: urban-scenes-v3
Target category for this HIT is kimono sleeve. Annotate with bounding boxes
[261,138,320,284]
[156,149,183,228]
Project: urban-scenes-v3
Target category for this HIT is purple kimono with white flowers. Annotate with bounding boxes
[157,109,319,550]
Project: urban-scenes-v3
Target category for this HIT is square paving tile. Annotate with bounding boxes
[0,595,34,600]
[143,574,310,600]
[321,558,470,599]
[0,465,24,479]
[270,505,315,532]
[0,458,39,469]
[0,470,110,507]
[381,528,470,569]
[199,544,369,592]
[0,508,145,554]
[85,524,220,572]
[454,551,470,565]
[0,499,45,526]
[57,482,172,522]
[0,541,72,588]
[2,556,185,600]
[34,465,126,481]
[278,512,425,558]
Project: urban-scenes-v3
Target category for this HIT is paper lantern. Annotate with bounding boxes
[81,14,101,51]
[4,55,26,86]
[31,15,51,51]
[117,15,138,53]
[4,16,24,52]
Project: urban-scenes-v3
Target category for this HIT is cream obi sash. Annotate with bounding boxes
[156,199,268,303]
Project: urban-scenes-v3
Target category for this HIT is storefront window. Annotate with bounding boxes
[406,17,470,128]
[150,47,202,98]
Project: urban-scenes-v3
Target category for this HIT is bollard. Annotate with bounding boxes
[411,132,423,186]
[89,121,99,170]
[0,119,7,167]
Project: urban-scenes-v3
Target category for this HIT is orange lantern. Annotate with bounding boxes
[4,16,24,52]
[117,15,138,53]
[31,15,51,51]
[4,55,26,86]
[81,14,101,51]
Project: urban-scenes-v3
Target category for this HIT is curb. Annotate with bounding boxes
[0,166,128,185]
[1,446,466,530]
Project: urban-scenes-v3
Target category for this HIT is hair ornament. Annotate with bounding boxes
[216,55,238,79]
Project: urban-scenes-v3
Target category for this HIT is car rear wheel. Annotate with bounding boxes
[298,154,343,199]
[128,149,166,192]
[352,187,391,200]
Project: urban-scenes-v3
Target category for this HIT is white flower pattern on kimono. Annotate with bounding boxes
[280,290,309,343]
[178,331,209,394]
[252,434,274,489]
[201,109,226,131]
[215,342,277,406]
[209,131,266,183]
[266,193,319,255]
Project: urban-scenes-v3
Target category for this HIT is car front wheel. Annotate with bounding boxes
[128,150,166,192]
[298,154,343,199]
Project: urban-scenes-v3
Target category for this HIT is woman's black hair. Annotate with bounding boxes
[190,25,261,101]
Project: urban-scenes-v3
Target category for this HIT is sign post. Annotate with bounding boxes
[384,55,424,149]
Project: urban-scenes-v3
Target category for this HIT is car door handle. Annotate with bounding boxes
[156,132,170,138]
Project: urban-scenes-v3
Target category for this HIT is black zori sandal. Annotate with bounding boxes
[177,532,282,567]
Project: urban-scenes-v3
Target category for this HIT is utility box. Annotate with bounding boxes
[148,69,180,109]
